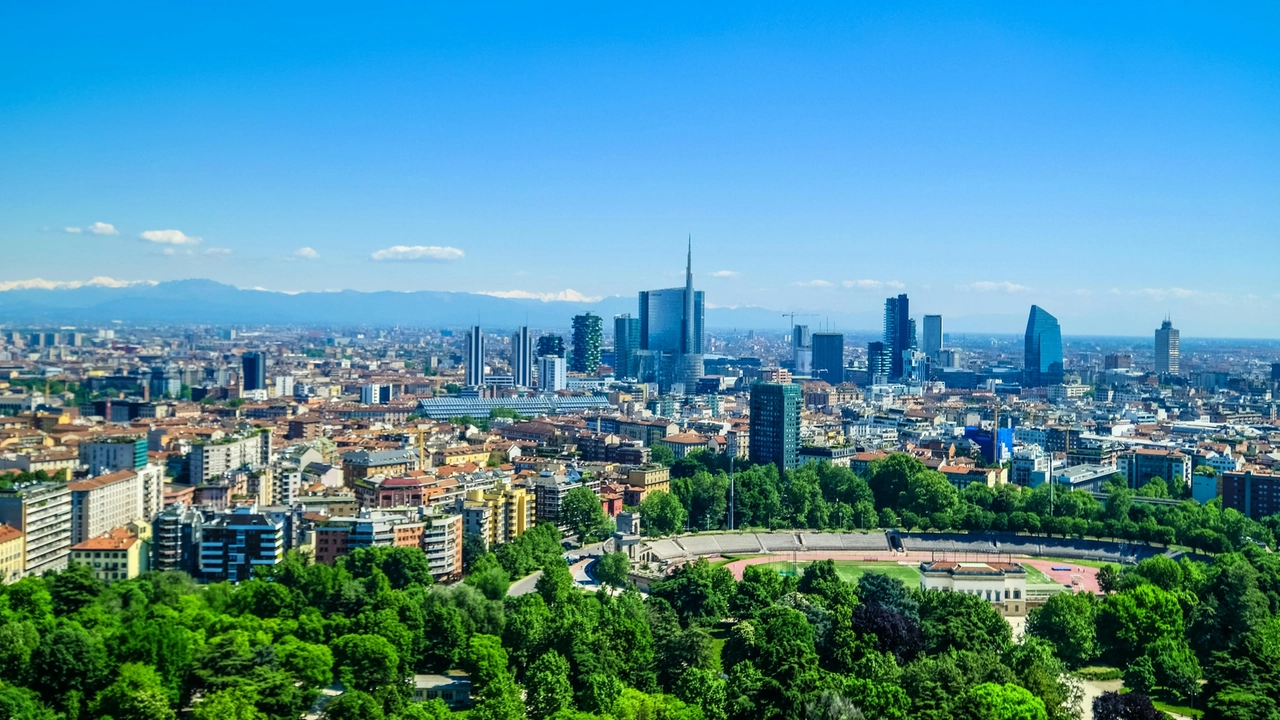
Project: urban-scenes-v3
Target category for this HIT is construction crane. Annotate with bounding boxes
[402,425,433,469]
[781,311,817,327]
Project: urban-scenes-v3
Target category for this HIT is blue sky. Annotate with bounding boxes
[2,3,1278,336]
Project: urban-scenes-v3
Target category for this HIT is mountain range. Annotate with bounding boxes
[0,279,910,333]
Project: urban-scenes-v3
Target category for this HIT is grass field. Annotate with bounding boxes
[1022,564,1057,585]
[759,559,921,585]
[709,554,770,570]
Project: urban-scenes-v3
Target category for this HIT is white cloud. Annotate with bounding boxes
[204,248,232,256]
[64,226,82,234]
[141,229,201,245]
[476,289,602,302]
[710,270,739,278]
[370,245,464,262]
[293,246,320,260]
[0,276,155,292]
[962,281,1030,293]
[793,279,834,288]
[88,222,119,236]
[841,279,905,290]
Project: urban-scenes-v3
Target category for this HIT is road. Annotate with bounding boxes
[507,540,609,597]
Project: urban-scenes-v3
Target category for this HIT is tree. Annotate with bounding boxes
[1123,655,1157,695]
[650,444,676,468]
[332,634,401,693]
[656,627,718,690]
[0,622,39,679]
[1025,591,1098,668]
[536,558,575,606]
[865,454,930,509]
[28,622,109,709]
[857,572,919,622]
[730,564,786,620]
[1096,585,1184,666]
[465,635,525,720]
[526,651,574,720]
[675,667,727,720]
[1149,637,1200,701]
[850,603,923,663]
[1189,556,1271,656]
[918,589,1012,655]
[953,683,1047,720]
[561,486,610,543]
[1096,564,1120,593]
[90,663,175,720]
[595,552,631,588]
[275,637,335,689]
[650,558,735,626]
[0,683,57,720]
[640,491,687,536]
[49,563,103,616]
[1091,692,1162,720]
[322,690,384,720]
[465,553,512,601]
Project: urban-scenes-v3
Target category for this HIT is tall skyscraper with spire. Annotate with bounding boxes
[637,237,705,388]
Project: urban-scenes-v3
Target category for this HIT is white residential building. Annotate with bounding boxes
[189,431,271,484]
[69,469,150,545]
[920,560,1028,616]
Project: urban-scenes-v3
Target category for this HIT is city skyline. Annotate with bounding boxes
[3,5,1279,336]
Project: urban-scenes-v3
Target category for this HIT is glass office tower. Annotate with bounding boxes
[1024,306,1064,387]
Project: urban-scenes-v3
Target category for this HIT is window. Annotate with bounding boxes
[1013,589,1021,599]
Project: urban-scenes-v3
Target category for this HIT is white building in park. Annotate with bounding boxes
[919,560,1028,616]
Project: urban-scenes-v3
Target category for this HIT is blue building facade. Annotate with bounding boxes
[1023,305,1064,387]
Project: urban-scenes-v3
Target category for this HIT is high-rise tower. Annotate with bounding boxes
[883,294,913,380]
[614,314,641,379]
[1155,318,1180,376]
[571,313,603,373]
[812,333,844,384]
[922,315,943,363]
[465,326,485,387]
[511,326,533,387]
[1024,306,1064,387]
[242,352,266,392]
[637,238,704,387]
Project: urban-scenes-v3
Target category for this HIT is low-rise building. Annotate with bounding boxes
[412,672,472,709]
[190,430,271,484]
[1036,463,1117,493]
[1120,448,1191,491]
[79,435,148,475]
[659,432,716,459]
[623,465,670,506]
[70,526,148,583]
[342,448,418,485]
[0,524,23,584]
[919,560,1028,616]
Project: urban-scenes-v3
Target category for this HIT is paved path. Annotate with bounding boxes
[508,543,608,597]
[508,570,542,597]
